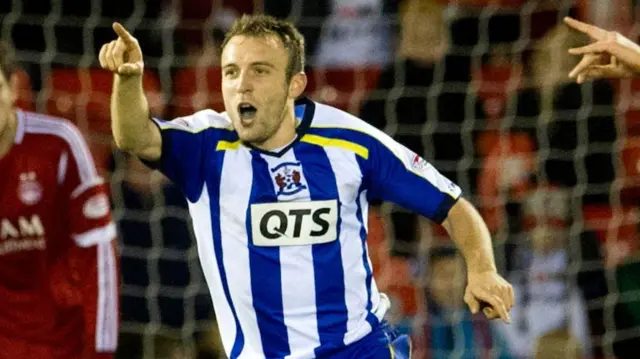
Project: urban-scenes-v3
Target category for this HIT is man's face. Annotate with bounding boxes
[221,35,292,145]
[428,256,466,309]
[0,70,16,136]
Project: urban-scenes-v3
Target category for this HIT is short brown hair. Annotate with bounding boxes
[0,40,17,81]
[221,14,305,80]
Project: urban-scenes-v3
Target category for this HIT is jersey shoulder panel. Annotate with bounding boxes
[156,109,233,133]
[20,111,99,182]
[20,111,79,149]
[310,102,399,152]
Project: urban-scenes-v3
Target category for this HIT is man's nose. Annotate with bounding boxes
[237,72,253,93]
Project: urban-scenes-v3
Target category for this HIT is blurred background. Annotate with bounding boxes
[4,0,640,358]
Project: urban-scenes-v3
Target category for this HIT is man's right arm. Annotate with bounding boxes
[101,22,209,201]
[100,22,161,160]
[111,74,161,161]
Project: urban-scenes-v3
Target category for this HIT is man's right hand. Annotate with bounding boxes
[565,16,640,83]
[99,23,144,76]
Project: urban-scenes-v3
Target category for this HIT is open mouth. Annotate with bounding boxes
[238,103,257,121]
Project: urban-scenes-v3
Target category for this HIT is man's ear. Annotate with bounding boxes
[289,72,307,99]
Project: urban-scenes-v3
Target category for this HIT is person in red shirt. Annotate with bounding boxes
[0,41,118,358]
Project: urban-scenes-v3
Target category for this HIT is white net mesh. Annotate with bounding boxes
[3,0,640,358]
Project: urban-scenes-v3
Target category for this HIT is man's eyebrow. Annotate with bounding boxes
[250,62,276,68]
[222,62,276,69]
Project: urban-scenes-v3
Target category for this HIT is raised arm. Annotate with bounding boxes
[99,22,161,161]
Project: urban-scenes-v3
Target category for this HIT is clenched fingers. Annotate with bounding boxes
[111,39,127,68]
[98,43,108,69]
[105,41,118,71]
[469,287,511,324]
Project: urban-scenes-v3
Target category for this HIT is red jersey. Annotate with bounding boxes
[0,110,118,358]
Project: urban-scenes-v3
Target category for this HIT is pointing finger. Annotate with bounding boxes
[113,22,136,46]
[564,16,607,40]
[471,288,511,324]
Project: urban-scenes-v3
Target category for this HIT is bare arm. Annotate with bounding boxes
[442,198,497,273]
[442,197,514,323]
[110,75,161,160]
[100,23,161,161]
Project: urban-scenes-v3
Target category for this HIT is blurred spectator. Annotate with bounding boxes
[526,24,618,204]
[440,0,527,51]
[494,185,594,358]
[476,124,537,236]
[181,8,238,68]
[264,0,398,67]
[396,0,448,64]
[413,246,514,359]
[440,0,573,56]
[169,0,251,63]
[109,152,219,359]
[360,0,482,188]
[312,0,397,67]
[360,0,483,256]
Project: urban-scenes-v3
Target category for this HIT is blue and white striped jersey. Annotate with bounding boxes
[150,97,462,359]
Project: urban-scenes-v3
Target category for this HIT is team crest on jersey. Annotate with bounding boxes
[18,172,42,205]
[271,162,307,196]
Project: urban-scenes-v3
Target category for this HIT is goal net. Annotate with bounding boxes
[3,0,640,358]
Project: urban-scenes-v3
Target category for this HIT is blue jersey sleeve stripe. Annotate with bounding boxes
[310,125,458,198]
[144,115,235,203]
[154,119,206,202]
[308,126,461,201]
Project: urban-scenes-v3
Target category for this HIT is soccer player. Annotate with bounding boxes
[565,16,640,82]
[101,15,513,359]
[0,41,118,358]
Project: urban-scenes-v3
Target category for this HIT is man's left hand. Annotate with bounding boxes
[464,270,514,324]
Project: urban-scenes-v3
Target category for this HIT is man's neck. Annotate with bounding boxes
[252,105,298,151]
[0,110,17,159]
